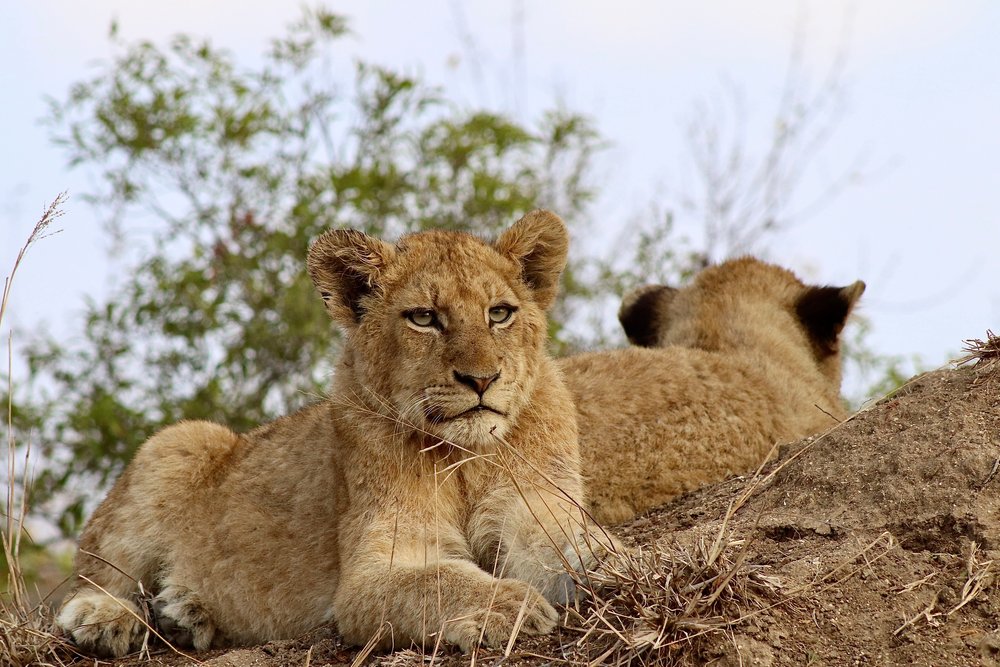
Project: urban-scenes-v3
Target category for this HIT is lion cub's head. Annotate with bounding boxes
[618,257,865,385]
[307,211,568,447]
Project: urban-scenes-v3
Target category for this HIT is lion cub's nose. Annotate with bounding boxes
[453,371,500,396]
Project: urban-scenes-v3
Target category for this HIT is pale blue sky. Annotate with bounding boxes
[2,1,998,398]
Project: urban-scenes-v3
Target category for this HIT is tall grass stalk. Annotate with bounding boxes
[1,193,75,666]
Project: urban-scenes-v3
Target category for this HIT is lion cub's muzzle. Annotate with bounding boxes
[423,370,506,423]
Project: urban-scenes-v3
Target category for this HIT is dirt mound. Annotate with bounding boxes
[635,362,1000,666]
[65,360,1000,667]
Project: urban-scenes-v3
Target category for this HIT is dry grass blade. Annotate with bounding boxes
[896,572,937,594]
[2,193,72,667]
[947,542,994,616]
[893,600,939,637]
[0,193,67,330]
[377,648,431,666]
[351,622,390,667]
[0,605,80,667]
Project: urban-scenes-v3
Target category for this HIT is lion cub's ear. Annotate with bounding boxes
[795,280,866,355]
[618,284,678,347]
[494,210,569,311]
[307,229,397,326]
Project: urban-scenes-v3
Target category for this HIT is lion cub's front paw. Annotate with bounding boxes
[57,591,146,658]
[444,579,558,652]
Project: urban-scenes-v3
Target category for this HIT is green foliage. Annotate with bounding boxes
[23,10,602,532]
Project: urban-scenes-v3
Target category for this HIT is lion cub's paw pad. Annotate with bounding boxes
[57,592,146,658]
[152,585,216,651]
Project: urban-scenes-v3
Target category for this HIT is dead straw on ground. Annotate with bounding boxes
[894,541,997,637]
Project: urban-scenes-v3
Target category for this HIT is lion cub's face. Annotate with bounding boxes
[307,211,568,447]
[351,234,547,445]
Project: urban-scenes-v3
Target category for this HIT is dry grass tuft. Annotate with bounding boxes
[0,600,78,667]
[0,193,66,328]
[377,648,430,666]
[959,329,1000,374]
[568,528,781,666]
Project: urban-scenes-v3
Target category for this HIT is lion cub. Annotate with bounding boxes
[58,211,611,657]
[560,257,864,524]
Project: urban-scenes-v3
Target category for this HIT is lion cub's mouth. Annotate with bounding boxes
[426,403,507,423]
[461,404,506,418]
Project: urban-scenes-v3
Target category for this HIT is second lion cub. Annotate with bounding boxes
[561,257,864,524]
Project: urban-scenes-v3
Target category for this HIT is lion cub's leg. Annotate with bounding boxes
[336,557,558,652]
[57,519,154,657]
[480,484,624,606]
[435,567,559,650]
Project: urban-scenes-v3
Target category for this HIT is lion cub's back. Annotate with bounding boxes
[135,420,244,487]
[560,346,789,524]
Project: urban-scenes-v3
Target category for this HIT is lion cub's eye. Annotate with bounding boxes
[488,305,515,325]
[406,309,438,328]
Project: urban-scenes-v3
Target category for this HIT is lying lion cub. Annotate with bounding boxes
[58,211,612,657]
[560,257,864,525]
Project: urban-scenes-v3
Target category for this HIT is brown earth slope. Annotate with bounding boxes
[35,356,1000,667]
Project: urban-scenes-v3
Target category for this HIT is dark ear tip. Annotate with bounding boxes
[618,284,665,319]
[619,284,675,347]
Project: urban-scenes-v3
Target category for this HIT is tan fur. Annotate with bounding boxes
[57,211,613,657]
[560,257,865,525]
